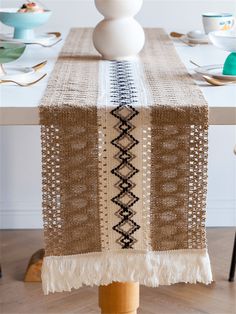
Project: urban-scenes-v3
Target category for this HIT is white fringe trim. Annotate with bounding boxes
[42,249,213,294]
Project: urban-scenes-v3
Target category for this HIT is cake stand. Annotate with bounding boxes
[0,8,51,40]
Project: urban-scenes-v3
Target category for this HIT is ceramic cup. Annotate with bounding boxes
[202,13,235,34]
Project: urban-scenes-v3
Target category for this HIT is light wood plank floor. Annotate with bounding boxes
[0,228,235,314]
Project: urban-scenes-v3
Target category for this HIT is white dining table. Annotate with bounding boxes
[0,31,236,125]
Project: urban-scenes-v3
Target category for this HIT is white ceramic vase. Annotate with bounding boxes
[93,0,145,60]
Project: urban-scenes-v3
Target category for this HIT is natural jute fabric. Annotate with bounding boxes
[40,28,212,294]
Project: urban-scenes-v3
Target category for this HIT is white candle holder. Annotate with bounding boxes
[93,0,145,61]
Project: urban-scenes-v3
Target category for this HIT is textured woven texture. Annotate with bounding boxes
[40,28,211,294]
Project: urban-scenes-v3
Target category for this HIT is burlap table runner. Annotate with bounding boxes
[40,28,212,294]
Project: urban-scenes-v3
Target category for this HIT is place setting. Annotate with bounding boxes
[170,12,234,47]
[0,40,48,86]
[170,12,236,86]
[0,1,62,86]
[190,29,236,86]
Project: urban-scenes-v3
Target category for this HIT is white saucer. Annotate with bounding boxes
[0,33,57,44]
[195,64,236,80]
[0,66,34,80]
[184,35,210,44]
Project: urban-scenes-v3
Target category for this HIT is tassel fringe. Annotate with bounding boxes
[42,249,212,294]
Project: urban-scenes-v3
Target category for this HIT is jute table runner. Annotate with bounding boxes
[40,28,212,294]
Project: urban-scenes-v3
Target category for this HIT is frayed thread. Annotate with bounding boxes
[42,249,212,294]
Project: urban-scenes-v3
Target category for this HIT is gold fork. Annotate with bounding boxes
[26,39,62,47]
[32,60,47,71]
[0,73,47,87]
[28,32,62,47]
[202,75,236,86]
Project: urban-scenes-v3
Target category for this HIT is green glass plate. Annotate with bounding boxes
[0,42,26,64]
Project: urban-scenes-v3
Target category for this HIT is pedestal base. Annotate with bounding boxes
[13,28,35,40]
[223,52,236,76]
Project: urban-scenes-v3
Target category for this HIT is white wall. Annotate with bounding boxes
[1,0,236,33]
[1,0,236,228]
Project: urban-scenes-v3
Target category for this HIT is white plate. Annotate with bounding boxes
[0,33,57,44]
[194,64,236,80]
[0,66,34,80]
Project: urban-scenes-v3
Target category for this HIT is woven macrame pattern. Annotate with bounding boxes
[141,29,209,251]
[149,120,208,251]
[40,108,101,256]
[40,29,102,256]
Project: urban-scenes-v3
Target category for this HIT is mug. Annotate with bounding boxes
[202,13,235,34]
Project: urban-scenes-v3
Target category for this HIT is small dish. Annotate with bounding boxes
[181,32,210,45]
[186,36,209,44]
[209,30,236,51]
[194,64,236,81]
[187,30,208,40]
[0,8,52,40]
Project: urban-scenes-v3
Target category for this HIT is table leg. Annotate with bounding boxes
[228,232,236,282]
[99,282,140,314]
[24,248,44,282]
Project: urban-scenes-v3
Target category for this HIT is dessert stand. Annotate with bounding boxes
[0,8,51,40]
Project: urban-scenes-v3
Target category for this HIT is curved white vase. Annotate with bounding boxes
[93,0,145,60]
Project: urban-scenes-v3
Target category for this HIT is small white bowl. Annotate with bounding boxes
[209,30,236,52]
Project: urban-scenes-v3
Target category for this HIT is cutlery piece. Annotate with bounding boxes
[190,60,201,67]
[202,75,235,86]
[170,32,185,38]
[32,60,47,72]
[179,38,196,47]
[170,33,196,47]
[47,32,61,38]
[0,73,47,87]
[26,39,62,47]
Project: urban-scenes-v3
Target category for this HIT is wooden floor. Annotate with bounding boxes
[0,228,235,314]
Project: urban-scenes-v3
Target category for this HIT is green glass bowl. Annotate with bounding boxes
[0,42,26,75]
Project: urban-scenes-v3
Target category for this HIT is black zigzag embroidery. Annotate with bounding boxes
[110,61,140,249]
